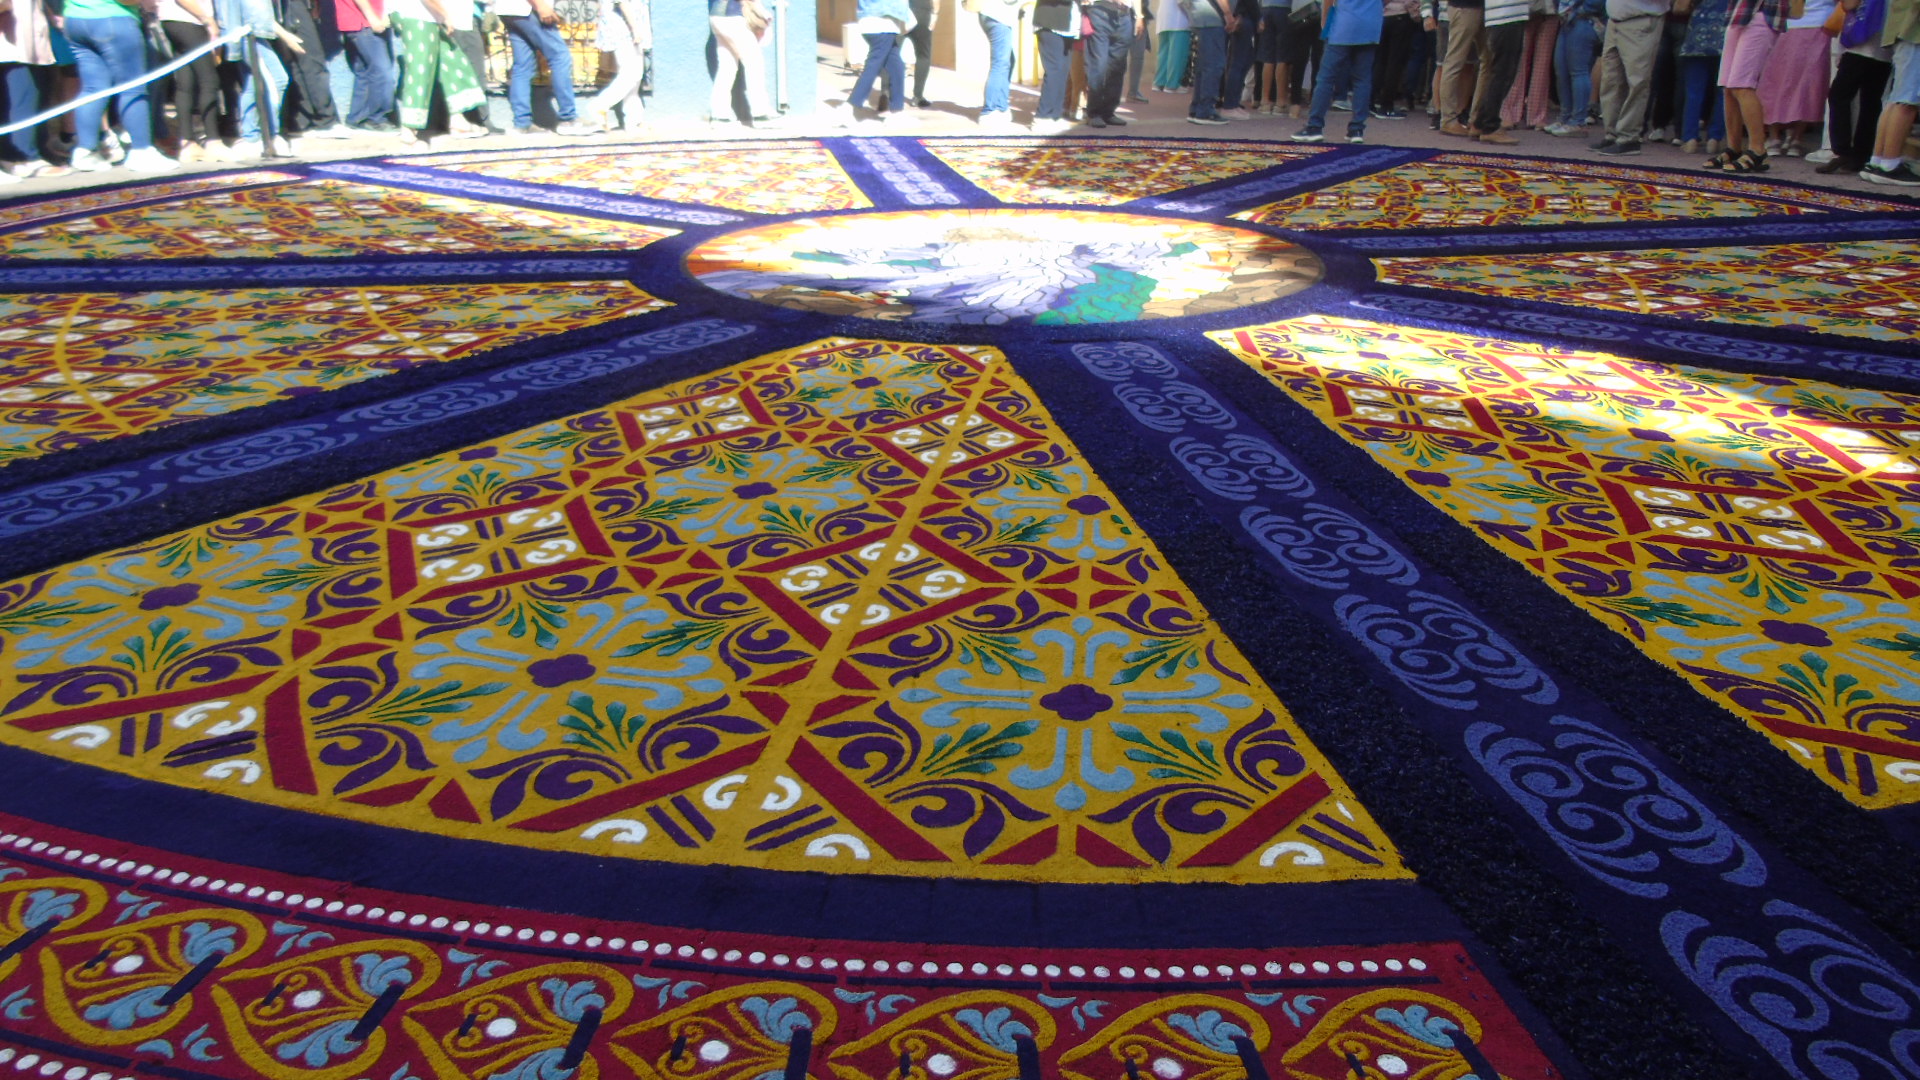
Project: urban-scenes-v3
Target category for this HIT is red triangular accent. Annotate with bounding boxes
[1038,589,1080,608]
[1076,826,1147,868]
[1607,542,1635,561]
[833,662,878,691]
[624,566,658,588]
[321,642,387,663]
[809,695,871,723]
[744,691,790,723]
[753,662,815,686]
[985,825,1058,865]
[373,615,404,641]
[429,780,483,822]
[688,551,721,570]
[344,777,433,806]
[1039,568,1079,585]
[1541,530,1567,551]
[291,630,322,659]
[312,610,374,630]
[359,504,387,522]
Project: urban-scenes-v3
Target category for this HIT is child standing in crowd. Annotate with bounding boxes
[1293,0,1383,140]
[1675,0,1730,149]
[1546,0,1604,131]
[160,0,224,160]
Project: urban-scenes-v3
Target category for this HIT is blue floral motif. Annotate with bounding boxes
[846,138,960,207]
[540,978,607,1023]
[1070,341,1180,383]
[354,953,416,994]
[0,473,161,539]
[1165,1010,1249,1053]
[83,985,173,1030]
[740,996,812,1045]
[275,1020,363,1067]
[182,921,241,963]
[486,1048,579,1080]
[20,888,80,929]
[1373,1004,1459,1048]
[953,1006,1033,1053]
[1332,591,1559,710]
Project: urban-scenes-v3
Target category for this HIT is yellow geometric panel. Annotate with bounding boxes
[1374,240,1920,344]
[1211,314,1920,808]
[0,337,1405,882]
[919,138,1324,205]
[0,281,668,463]
[427,144,871,215]
[0,180,676,259]
[1237,154,1845,229]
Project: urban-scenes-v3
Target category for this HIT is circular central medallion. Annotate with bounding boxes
[686,208,1323,325]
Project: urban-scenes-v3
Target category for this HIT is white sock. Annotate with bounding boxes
[1870,155,1903,170]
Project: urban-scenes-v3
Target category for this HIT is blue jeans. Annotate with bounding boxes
[1189,24,1226,118]
[1554,16,1600,125]
[981,14,1014,113]
[851,32,904,111]
[1083,2,1133,119]
[65,15,152,151]
[1305,42,1375,136]
[1680,54,1726,141]
[504,14,576,125]
[1,64,39,163]
[344,27,396,126]
[235,38,289,141]
[1035,28,1072,118]
[1223,18,1256,108]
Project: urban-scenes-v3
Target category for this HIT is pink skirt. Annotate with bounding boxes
[1756,27,1832,122]
[1720,20,1780,89]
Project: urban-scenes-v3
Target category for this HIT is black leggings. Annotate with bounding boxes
[905,1,934,101]
[1828,50,1891,162]
[164,20,221,143]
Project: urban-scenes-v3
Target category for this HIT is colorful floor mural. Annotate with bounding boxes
[0,136,1916,1080]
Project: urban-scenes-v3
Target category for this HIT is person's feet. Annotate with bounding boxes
[1595,138,1641,156]
[1815,155,1860,174]
[1860,162,1920,186]
[1187,114,1228,126]
[1217,107,1253,120]
[123,146,180,173]
[1476,128,1519,145]
[1290,130,1325,142]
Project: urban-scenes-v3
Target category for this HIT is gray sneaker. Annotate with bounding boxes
[554,119,602,136]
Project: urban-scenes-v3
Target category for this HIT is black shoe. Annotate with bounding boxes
[1589,135,1617,150]
[1100,113,1127,126]
[912,97,932,109]
[1861,162,1920,187]
[1815,156,1860,174]
[1596,139,1641,156]
[1088,114,1110,128]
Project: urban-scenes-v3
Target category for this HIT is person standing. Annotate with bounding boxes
[1860,0,1918,182]
[970,0,1026,124]
[845,0,910,121]
[1217,0,1258,113]
[1590,0,1675,152]
[390,0,487,144]
[1756,0,1834,153]
[1084,0,1143,124]
[1673,0,1728,148]
[1292,0,1383,139]
[1255,0,1291,110]
[1032,0,1079,129]
[1705,0,1789,171]
[335,0,396,129]
[0,0,58,178]
[1821,0,1890,172]
[60,0,176,170]
[1182,0,1233,121]
[277,0,349,137]
[1156,0,1192,88]
[1370,0,1419,114]
[905,0,937,105]
[498,0,595,132]
[1498,0,1557,128]
[584,0,648,128]
[1463,0,1527,140]
[1435,0,1485,131]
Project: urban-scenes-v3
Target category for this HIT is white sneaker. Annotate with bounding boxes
[123,146,180,173]
[0,168,19,185]
[69,148,112,172]
[977,110,1012,128]
[1218,107,1253,120]
[1030,117,1075,135]
[554,119,601,136]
